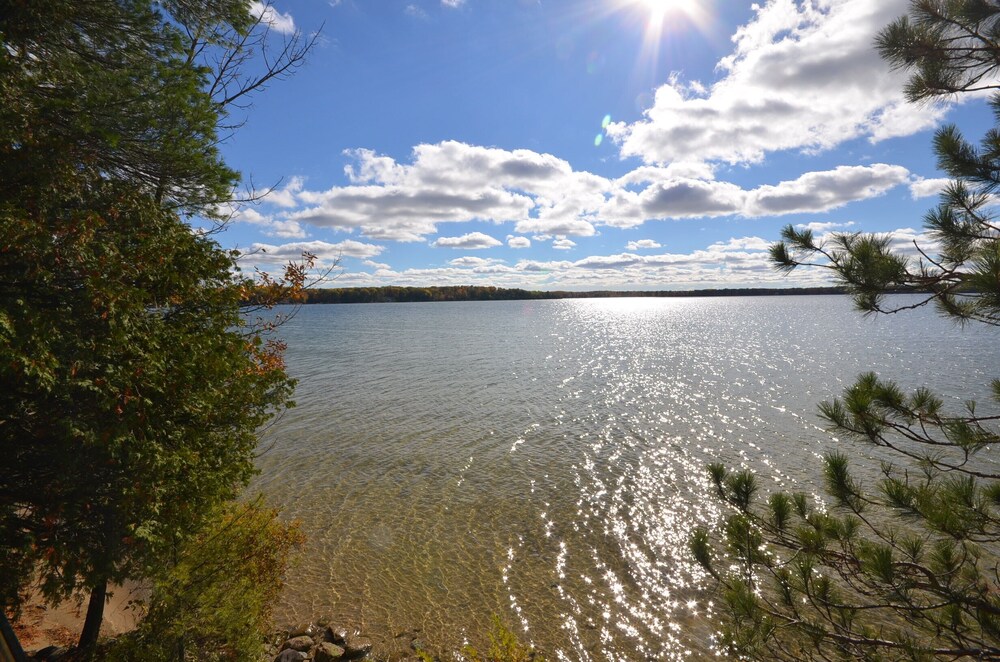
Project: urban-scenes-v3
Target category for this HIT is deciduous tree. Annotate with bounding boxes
[0,0,314,653]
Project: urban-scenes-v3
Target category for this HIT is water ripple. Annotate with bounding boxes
[252,296,994,659]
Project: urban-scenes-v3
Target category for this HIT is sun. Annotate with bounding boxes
[638,0,693,21]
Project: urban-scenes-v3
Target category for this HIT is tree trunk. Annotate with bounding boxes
[78,578,107,655]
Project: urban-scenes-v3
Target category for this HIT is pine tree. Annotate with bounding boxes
[693,2,1000,658]
[0,0,314,653]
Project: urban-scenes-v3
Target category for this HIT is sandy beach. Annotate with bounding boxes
[11,584,144,652]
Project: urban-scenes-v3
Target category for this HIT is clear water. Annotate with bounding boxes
[251,295,997,660]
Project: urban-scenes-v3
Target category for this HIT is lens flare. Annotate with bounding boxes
[612,0,715,89]
[640,0,691,21]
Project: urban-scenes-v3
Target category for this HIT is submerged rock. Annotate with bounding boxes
[281,635,315,652]
[314,641,346,662]
[267,621,372,661]
[288,623,318,639]
[324,625,348,646]
[344,635,373,659]
[273,649,306,662]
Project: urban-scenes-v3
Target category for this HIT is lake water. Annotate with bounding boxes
[251,295,997,660]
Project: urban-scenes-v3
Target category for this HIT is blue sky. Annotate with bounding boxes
[222,0,994,290]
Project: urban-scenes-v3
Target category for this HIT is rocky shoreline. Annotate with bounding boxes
[20,621,427,662]
[265,621,426,662]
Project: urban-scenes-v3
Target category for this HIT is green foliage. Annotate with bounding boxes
[105,500,304,662]
[0,0,237,215]
[697,2,1000,659]
[0,0,315,651]
[1,178,296,610]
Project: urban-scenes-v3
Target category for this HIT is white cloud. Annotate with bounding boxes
[250,1,297,34]
[607,0,947,166]
[247,240,385,266]
[315,234,830,291]
[442,0,465,6]
[449,256,505,267]
[552,237,576,250]
[708,237,770,252]
[519,237,803,288]
[909,177,952,199]
[432,232,503,249]
[626,239,662,250]
[515,218,596,236]
[745,164,910,215]
[795,221,856,233]
[884,227,938,257]
[601,163,908,226]
[507,235,531,248]
[800,226,937,260]
[231,205,307,239]
[263,176,305,208]
[277,144,912,243]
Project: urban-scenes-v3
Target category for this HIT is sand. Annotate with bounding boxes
[10,584,145,652]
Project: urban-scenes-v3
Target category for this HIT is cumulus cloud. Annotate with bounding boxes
[909,177,952,199]
[607,0,947,166]
[250,1,296,34]
[231,205,307,239]
[626,239,662,250]
[263,176,305,208]
[312,234,815,291]
[885,227,938,257]
[449,256,504,267]
[442,0,465,6]
[432,232,503,249]
[745,164,910,215]
[247,239,385,266]
[279,143,911,242]
[795,221,856,232]
[552,237,577,250]
[601,163,908,227]
[507,235,531,248]
[708,237,771,252]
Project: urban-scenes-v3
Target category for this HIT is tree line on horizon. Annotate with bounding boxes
[290,284,855,304]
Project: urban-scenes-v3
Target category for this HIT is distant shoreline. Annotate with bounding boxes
[284,285,922,305]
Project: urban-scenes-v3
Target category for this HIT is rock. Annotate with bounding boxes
[288,623,317,638]
[386,654,423,662]
[344,635,373,659]
[281,635,315,652]
[314,641,346,662]
[273,650,307,662]
[324,625,348,645]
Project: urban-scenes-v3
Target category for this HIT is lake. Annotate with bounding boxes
[251,295,996,660]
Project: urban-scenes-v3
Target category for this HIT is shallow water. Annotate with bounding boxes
[251,295,997,660]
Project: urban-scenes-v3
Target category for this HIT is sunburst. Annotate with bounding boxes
[638,0,695,22]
